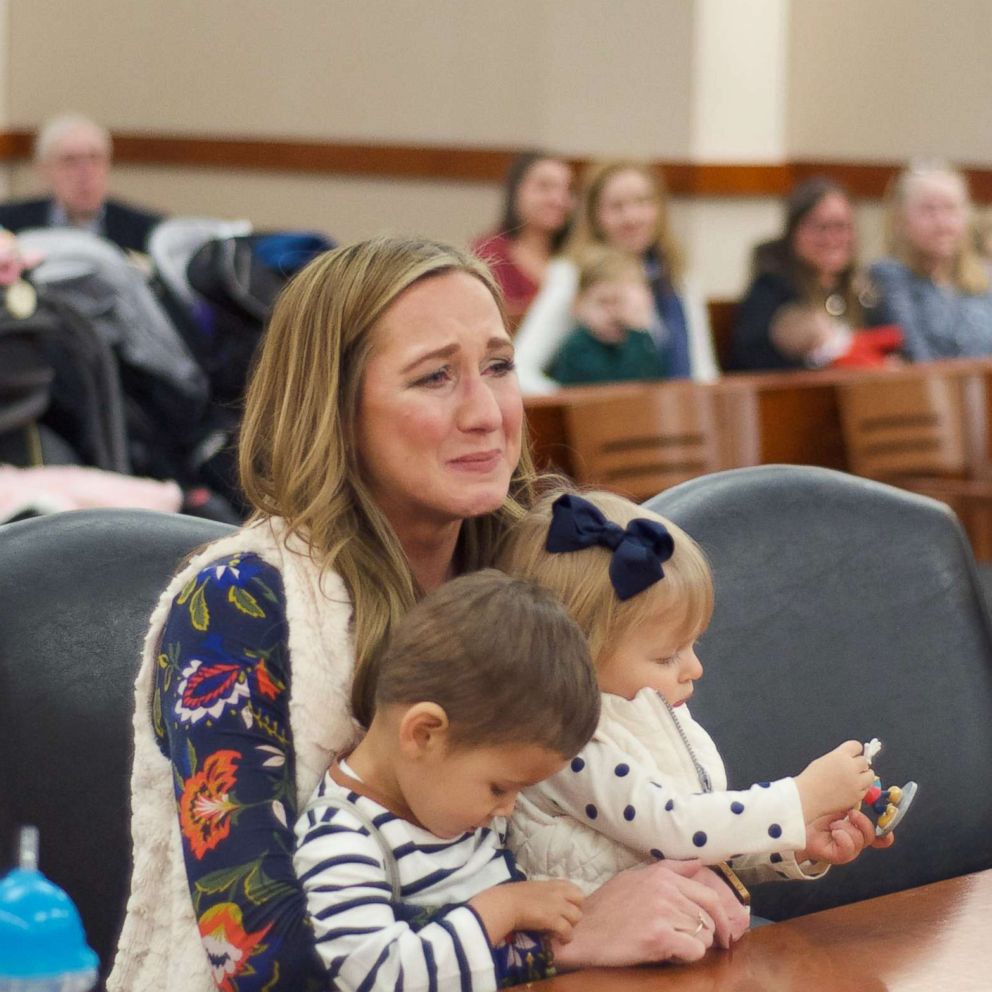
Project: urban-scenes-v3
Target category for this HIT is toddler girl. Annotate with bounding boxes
[497,489,881,902]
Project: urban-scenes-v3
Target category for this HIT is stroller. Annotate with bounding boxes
[0,278,129,474]
[17,228,221,488]
[183,229,335,403]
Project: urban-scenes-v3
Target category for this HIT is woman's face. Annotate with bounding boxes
[593,168,660,256]
[357,270,523,540]
[900,173,969,263]
[515,158,574,235]
[791,191,856,279]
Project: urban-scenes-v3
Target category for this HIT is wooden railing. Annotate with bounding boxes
[525,358,992,558]
[6,128,992,200]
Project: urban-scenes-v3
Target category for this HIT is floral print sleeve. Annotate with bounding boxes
[153,552,328,991]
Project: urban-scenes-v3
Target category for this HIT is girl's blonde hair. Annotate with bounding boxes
[496,488,713,666]
[565,159,685,286]
[884,162,988,294]
[238,235,541,726]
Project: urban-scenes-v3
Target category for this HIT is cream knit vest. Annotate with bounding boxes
[108,519,358,991]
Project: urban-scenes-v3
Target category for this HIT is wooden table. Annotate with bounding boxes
[533,869,992,991]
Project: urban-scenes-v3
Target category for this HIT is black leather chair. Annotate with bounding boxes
[646,465,992,919]
[0,509,233,985]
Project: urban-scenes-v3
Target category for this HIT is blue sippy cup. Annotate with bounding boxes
[0,827,99,992]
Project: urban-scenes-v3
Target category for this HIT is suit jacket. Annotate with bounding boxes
[0,196,163,253]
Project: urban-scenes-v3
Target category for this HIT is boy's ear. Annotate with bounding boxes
[397,702,450,758]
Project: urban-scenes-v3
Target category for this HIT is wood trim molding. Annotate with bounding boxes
[1,128,989,200]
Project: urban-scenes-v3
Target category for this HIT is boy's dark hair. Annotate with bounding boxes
[371,569,600,756]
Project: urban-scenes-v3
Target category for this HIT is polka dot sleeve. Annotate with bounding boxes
[530,739,808,865]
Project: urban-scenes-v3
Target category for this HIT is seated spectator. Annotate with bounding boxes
[549,245,666,385]
[514,160,717,393]
[869,162,992,360]
[732,177,879,371]
[472,152,574,330]
[0,113,163,253]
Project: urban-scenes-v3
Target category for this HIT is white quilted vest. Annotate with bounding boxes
[108,519,358,991]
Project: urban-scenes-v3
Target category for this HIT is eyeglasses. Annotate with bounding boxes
[799,219,854,237]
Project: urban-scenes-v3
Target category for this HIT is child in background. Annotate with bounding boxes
[293,570,601,991]
[497,490,891,905]
[770,311,904,369]
[549,246,666,385]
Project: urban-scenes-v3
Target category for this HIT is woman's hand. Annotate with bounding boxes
[550,860,746,970]
[799,808,895,866]
[687,864,751,946]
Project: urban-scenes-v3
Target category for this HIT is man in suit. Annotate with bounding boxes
[0,113,163,253]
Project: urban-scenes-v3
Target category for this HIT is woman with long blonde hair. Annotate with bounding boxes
[870,162,992,360]
[109,235,751,992]
[513,159,717,393]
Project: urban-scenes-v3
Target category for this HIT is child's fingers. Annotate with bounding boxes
[558,881,585,907]
[550,914,581,944]
[557,899,583,927]
[844,808,877,845]
[828,825,858,862]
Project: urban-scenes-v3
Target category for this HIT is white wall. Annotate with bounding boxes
[4,1,986,298]
[788,0,992,163]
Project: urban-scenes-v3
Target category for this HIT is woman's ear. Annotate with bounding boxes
[397,702,450,758]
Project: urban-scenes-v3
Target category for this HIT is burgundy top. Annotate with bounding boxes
[472,232,541,330]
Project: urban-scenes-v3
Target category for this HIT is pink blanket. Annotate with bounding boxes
[0,465,182,522]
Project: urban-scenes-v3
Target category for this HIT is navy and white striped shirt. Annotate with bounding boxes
[294,762,554,991]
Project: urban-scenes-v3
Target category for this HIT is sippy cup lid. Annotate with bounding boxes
[0,827,99,981]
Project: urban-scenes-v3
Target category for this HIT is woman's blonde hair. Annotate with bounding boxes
[565,159,685,285]
[239,235,540,726]
[884,162,988,294]
[496,488,713,667]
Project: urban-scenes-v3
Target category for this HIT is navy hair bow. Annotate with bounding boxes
[546,493,675,601]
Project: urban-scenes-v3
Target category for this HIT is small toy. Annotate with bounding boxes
[861,738,918,837]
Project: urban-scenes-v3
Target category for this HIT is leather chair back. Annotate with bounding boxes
[645,465,992,919]
[0,509,233,984]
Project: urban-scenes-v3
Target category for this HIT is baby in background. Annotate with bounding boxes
[497,490,891,907]
[549,245,666,385]
[771,308,904,369]
[293,570,601,991]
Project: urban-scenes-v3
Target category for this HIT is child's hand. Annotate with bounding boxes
[619,282,654,331]
[799,808,895,865]
[508,880,585,941]
[469,880,584,945]
[795,740,875,823]
[574,291,625,344]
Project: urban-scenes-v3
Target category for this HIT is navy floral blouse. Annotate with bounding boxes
[153,551,556,990]
[154,552,327,991]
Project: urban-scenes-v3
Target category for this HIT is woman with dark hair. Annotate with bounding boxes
[731,177,881,371]
[472,152,574,329]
